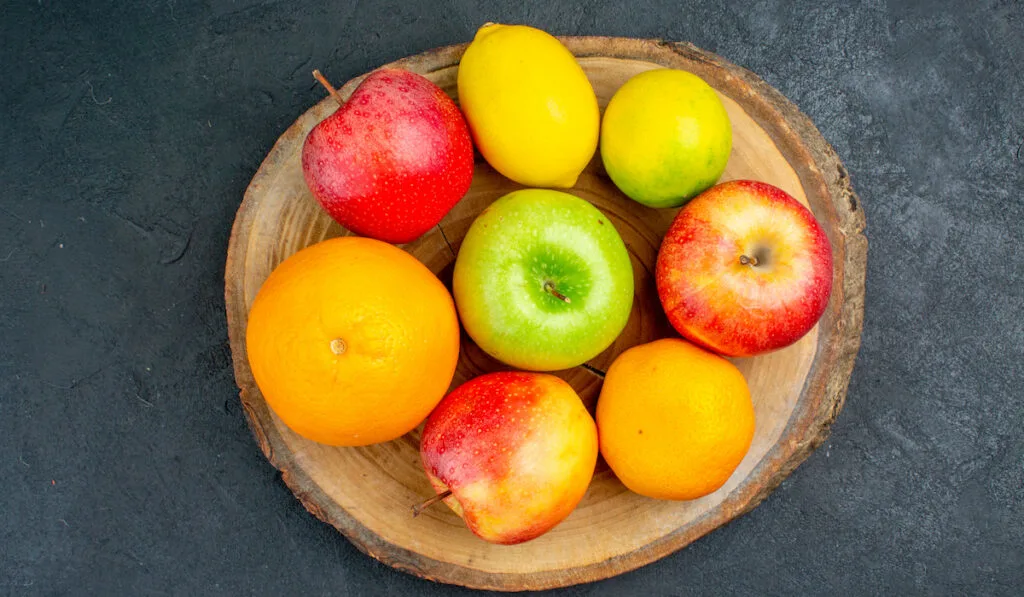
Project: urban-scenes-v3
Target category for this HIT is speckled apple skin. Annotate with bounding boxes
[656,180,833,357]
[301,69,474,244]
[452,189,635,371]
[419,372,598,545]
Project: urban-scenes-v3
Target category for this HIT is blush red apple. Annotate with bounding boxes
[656,180,833,357]
[301,69,474,244]
[418,371,598,545]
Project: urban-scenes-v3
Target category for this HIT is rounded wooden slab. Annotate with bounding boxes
[225,38,867,591]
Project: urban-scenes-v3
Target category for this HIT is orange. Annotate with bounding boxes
[245,236,460,446]
[596,338,755,500]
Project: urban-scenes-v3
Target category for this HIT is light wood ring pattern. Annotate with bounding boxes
[224,38,867,591]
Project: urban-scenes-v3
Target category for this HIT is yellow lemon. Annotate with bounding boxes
[457,23,599,188]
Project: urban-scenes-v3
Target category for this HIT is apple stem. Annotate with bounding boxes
[544,281,572,304]
[412,489,453,517]
[312,69,344,107]
[739,254,760,267]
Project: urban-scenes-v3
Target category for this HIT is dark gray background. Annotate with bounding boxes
[2,0,1021,595]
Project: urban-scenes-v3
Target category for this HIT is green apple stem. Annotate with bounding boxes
[739,254,760,267]
[412,489,453,517]
[544,281,572,303]
[312,69,344,106]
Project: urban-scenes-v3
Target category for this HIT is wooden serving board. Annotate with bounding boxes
[225,38,867,591]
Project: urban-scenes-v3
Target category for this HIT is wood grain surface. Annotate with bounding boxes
[224,37,867,591]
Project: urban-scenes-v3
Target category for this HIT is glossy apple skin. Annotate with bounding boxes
[301,69,474,244]
[419,372,598,545]
[655,180,833,356]
[452,189,634,371]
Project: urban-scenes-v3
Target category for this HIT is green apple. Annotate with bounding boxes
[452,189,634,371]
[600,68,732,208]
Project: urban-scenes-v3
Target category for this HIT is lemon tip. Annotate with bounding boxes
[474,22,502,40]
[552,172,581,188]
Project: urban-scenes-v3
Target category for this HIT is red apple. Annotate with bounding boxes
[655,180,833,357]
[301,69,474,244]
[418,372,598,545]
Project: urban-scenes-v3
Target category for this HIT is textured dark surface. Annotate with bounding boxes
[1,0,1021,595]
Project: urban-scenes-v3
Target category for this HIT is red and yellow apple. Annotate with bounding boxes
[418,372,598,545]
[655,180,833,356]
